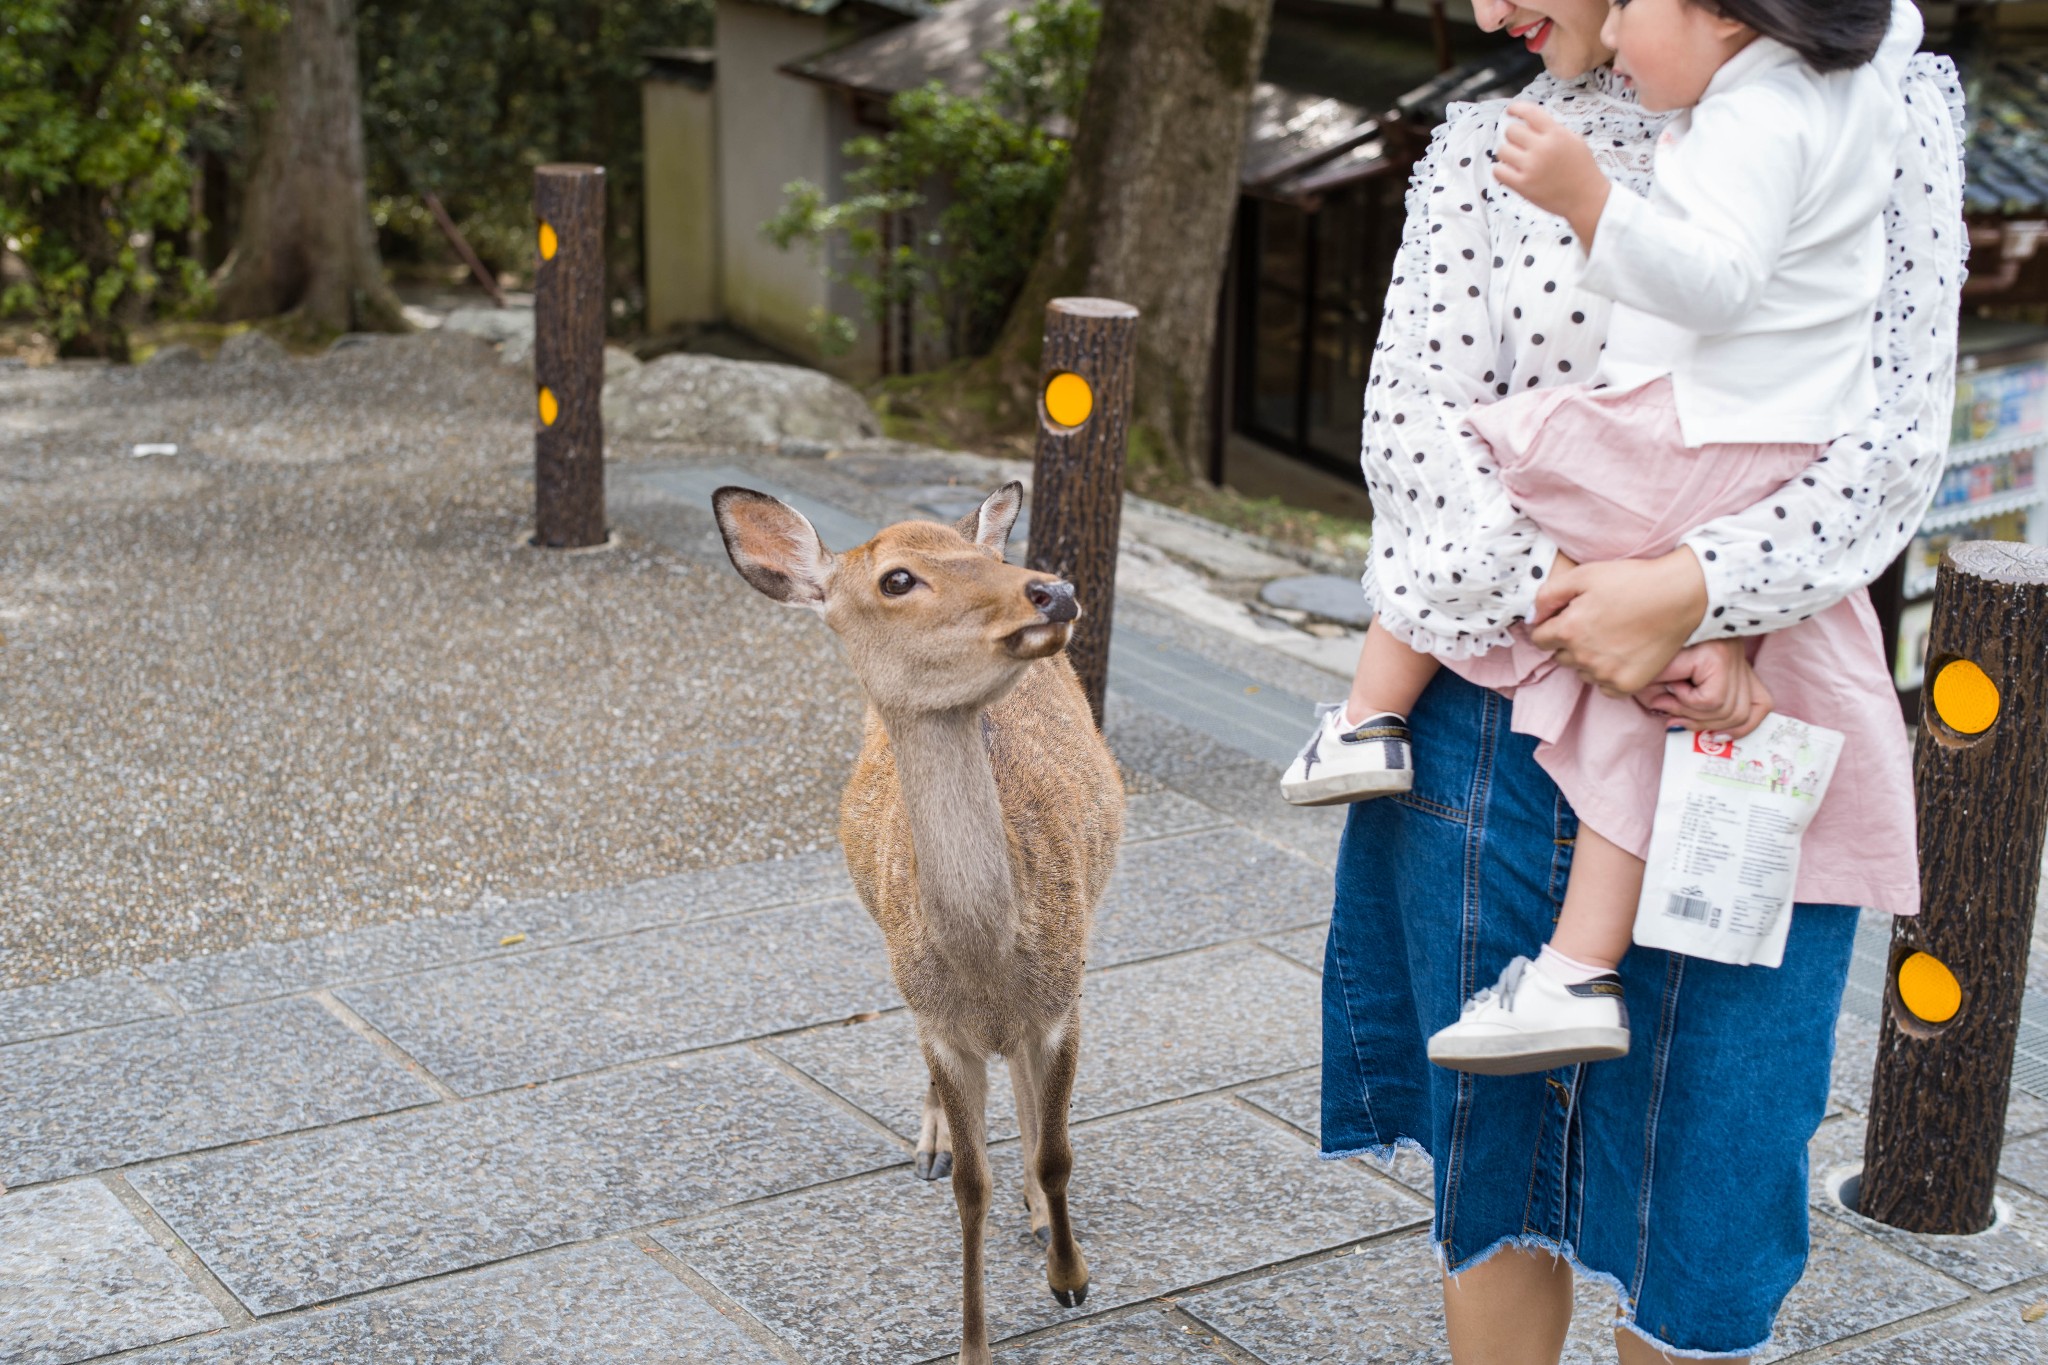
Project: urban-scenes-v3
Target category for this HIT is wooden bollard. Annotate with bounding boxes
[533,163,607,548]
[1026,298,1139,726]
[1860,541,2048,1233]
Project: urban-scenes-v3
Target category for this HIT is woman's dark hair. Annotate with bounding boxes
[1701,0,1894,73]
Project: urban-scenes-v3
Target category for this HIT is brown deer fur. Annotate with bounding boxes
[713,482,1124,1365]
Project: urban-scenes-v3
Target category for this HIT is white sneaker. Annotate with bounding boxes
[1426,957,1631,1075]
[1280,704,1414,807]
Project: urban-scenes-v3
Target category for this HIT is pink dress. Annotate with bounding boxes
[1444,378,1920,915]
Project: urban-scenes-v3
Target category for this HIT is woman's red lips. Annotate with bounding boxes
[1510,17,1553,52]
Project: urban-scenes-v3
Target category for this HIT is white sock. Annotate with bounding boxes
[1534,944,1612,986]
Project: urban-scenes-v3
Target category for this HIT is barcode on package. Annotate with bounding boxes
[1664,893,1714,924]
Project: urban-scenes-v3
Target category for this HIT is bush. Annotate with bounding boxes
[0,1,266,357]
[765,0,1099,360]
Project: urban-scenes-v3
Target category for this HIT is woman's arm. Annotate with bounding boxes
[1361,105,1558,660]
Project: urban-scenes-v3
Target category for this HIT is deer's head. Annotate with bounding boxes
[714,482,1080,715]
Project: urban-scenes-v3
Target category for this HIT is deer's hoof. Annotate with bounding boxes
[914,1150,952,1181]
[1051,1281,1090,1308]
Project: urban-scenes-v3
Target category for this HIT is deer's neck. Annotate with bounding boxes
[885,708,1018,957]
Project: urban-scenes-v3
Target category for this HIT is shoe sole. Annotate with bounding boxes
[1427,1029,1630,1076]
[1280,771,1414,807]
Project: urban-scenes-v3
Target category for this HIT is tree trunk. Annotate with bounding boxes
[993,0,1274,479]
[213,0,406,334]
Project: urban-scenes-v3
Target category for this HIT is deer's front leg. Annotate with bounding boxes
[1006,1047,1050,1246]
[1024,1007,1089,1307]
[914,1078,954,1181]
[926,1041,993,1365]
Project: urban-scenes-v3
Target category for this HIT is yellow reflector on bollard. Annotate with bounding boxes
[1898,951,1962,1024]
[1045,372,1093,428]
[539,222,559,261]
[1932,659,2000,735]
[538,386,559,426]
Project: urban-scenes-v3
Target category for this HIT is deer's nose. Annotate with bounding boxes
[1027,579,1078,623]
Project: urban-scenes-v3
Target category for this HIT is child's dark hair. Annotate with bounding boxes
[1699,0,1894,73]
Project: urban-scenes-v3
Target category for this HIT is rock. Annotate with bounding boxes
[144,344,202,367]
[1260,574,1374,628]
[499,333,533,369]
[602,353,880,446]
[604,346,642,379]
[443,306,535,348]
[217,331,288,367]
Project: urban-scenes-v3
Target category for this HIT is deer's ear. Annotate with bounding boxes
[953,482,1023,558]
[713,487,833,612]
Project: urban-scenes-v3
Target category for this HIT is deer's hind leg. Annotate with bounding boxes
[914,1079,954,1181]
[925,1040,994,1365]
[1021,1006,1089,1307]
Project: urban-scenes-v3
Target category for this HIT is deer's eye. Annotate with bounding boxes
[880,569,916,597]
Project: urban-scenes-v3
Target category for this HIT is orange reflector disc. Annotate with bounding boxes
[1898,951,1961,1024]
[538,386,559,426]
[1932,659,2000,735]
[1044,371,1093,428]
[538,222,559,262]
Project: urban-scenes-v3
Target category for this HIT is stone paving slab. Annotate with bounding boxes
[1092,831,1331,969]
[1158,763,1347,872]
[1824,1297,2046,1363]
[339,898,897,1095]
[768,944,1322,1143]
[1812,1118,2048,1292]
[1236,1074,1436,1197]
[0,997,437,1185]
[1259,927,1326,975]
[1755,1215,1970,1362]
[128,1050,904,1314]
[142,851,854,1011]
[1105,700,1267,782]
[1121,791,1231,845]
[0,968,174,1046]
[661,1099,1429,1365]
[114,1240,780,1365]
[0,1179,224,1365]
[1003,1308,1242,1364]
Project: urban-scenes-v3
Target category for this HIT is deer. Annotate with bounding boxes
[713,481,1123,1365]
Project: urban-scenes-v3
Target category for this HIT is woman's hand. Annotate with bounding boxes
[1530,547,1710,697]
[1636,639,1775,739]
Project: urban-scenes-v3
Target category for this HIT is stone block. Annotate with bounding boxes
[1092,831,1332,969]
[769,944,1322,1142]
[1821,1299,2045,1363]
[0,970,172,1046]
[662,1099,1427,1365]
[339,898,898,1095]
[1120,791,1229,845]
[1259,575,1374,629]
[116,1240,779,1364]
[1262,926,1327,975]
[0,998,437,1184]
[129,1050,903,1314]
[1183,1231,1463,1363]
[1000,1308,1238,1364]
[0,1180,223,1365]
[1816,1117,2048,1291]
[145,852,852,1011]
[1237,1075,1435,1196]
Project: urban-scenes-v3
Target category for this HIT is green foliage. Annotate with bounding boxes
[0,0,266,356]
[764,0,1099,359]
[356,0,710,322]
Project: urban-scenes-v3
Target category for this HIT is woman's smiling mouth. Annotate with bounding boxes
[1509,17,1554,52]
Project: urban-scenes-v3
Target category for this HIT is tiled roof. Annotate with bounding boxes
[1965,56,2048,215]
[733,0,932,20]
[785,0,1017,99]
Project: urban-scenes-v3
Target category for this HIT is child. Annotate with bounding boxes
[1280,0,1922,1073]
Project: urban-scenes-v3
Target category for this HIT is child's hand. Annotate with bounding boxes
[1495,103,1610,249]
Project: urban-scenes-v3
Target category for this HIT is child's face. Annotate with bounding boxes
[1601,0,1757,112]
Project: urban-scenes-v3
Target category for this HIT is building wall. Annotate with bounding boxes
[643,75,720,332]
[714,2,839,366]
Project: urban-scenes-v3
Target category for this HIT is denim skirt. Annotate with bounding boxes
[1321,671,1856,1359]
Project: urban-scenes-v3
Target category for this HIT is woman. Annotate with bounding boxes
[1320,1,1965,1361]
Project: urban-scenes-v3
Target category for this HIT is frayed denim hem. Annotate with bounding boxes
[1318,1134,1430,1168]
[1440,1233,1773,1362]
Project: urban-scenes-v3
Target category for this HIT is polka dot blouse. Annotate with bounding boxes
[1360,59,1968,659]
